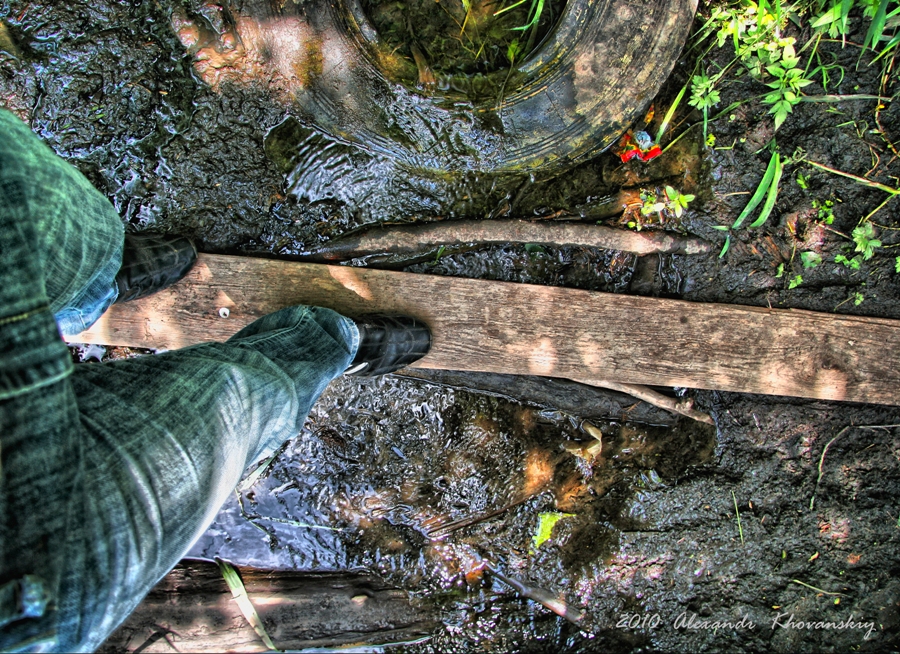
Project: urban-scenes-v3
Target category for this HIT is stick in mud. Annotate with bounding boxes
[304,219,712,261]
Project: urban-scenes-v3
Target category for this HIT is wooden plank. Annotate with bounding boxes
[98,560,438,653]
[72,253,900,406]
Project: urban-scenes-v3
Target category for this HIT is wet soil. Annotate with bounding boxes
[4,0,900,651]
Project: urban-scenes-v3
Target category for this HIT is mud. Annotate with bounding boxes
[3,0,899,651]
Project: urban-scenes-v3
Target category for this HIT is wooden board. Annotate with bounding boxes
[72,253,900,406]
[98,560,437,653]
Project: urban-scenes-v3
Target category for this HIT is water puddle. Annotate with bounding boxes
[190,375,716,642]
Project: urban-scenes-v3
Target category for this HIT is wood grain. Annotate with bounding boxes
[72,254,900,405]
[98,560,437,653]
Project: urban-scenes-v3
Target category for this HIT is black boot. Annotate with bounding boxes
[114,233,198,303]
[345,315,432,376]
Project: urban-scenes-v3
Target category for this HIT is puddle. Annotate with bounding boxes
[190,375,716,643]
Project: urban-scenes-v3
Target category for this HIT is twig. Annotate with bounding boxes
[791,579,844,596]
[810,424,900,510]
[427,493,538,540]
[570,377,715,425]
[485,562,584,625]
[801,94,892,103]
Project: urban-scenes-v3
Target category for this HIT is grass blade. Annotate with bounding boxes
[718,233,731,259]
[655,81,689,144]
[732,490,744,545]
[749,152,782,228]
[493,0,528,17]
[864,0,891,50]
[732,151,778,229]
[217,558,278,651]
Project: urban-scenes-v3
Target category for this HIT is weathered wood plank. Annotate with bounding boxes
[72,254,900,405]
[99,560,438,653]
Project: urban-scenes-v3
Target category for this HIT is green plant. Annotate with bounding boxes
[495,0,546,50]
[836,253,863,269]
[688,74,721,139]
[789,274,804,288]
[740,151,783,229]
[895,255,900,272]
[813,198,835,223]
[863,0,900,61]
[637,186,695,226]
[763,43,814,129]
[811,0,855,39]
[852,222,882,259]
[796,172,809,188]
[854,291,866,305]
[665,185,696,218]
[801,251,823,267]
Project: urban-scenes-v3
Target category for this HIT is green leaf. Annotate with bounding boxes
[775,262,785,278]
[895,255,900,273]
[733,151,779,229]
[719,234,731,258]
[788,274,803,289]
[217,559,278,651]
[533,512,574,550]
[812,4,841,29]
[749,152,782,227]
[801,251,822,268]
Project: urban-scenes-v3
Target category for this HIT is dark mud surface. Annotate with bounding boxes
[5,0,900,651]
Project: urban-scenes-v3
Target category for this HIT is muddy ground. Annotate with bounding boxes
[3,0,900,651]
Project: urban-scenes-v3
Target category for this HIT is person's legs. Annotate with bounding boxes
[57,306,358,651]
[0,109,124,335]
[0,109,428,652]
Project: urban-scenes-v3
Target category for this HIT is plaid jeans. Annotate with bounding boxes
[0,110,358,652]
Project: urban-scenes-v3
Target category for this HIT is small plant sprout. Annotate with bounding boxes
[835,254,862,270]
[665,185,696,218]
[801,251,822,268]
[789,274,803,289]
[854,291,865,306]
[852,223,882,259]
[895,255,900,273]
[640,190,666,221]
[688,74,721,140]
[796,172,809,189]
[813,198,835,224]
[732,490,744,545]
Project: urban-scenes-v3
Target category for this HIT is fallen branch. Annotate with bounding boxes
[305,220,711,261]
[395,369,678,426]
[569,377,715,425]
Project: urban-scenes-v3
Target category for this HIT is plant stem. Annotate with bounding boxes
[806,160,900,195]
[732,490,744,545]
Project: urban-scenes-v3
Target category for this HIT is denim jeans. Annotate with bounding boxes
[0,110,359,652]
